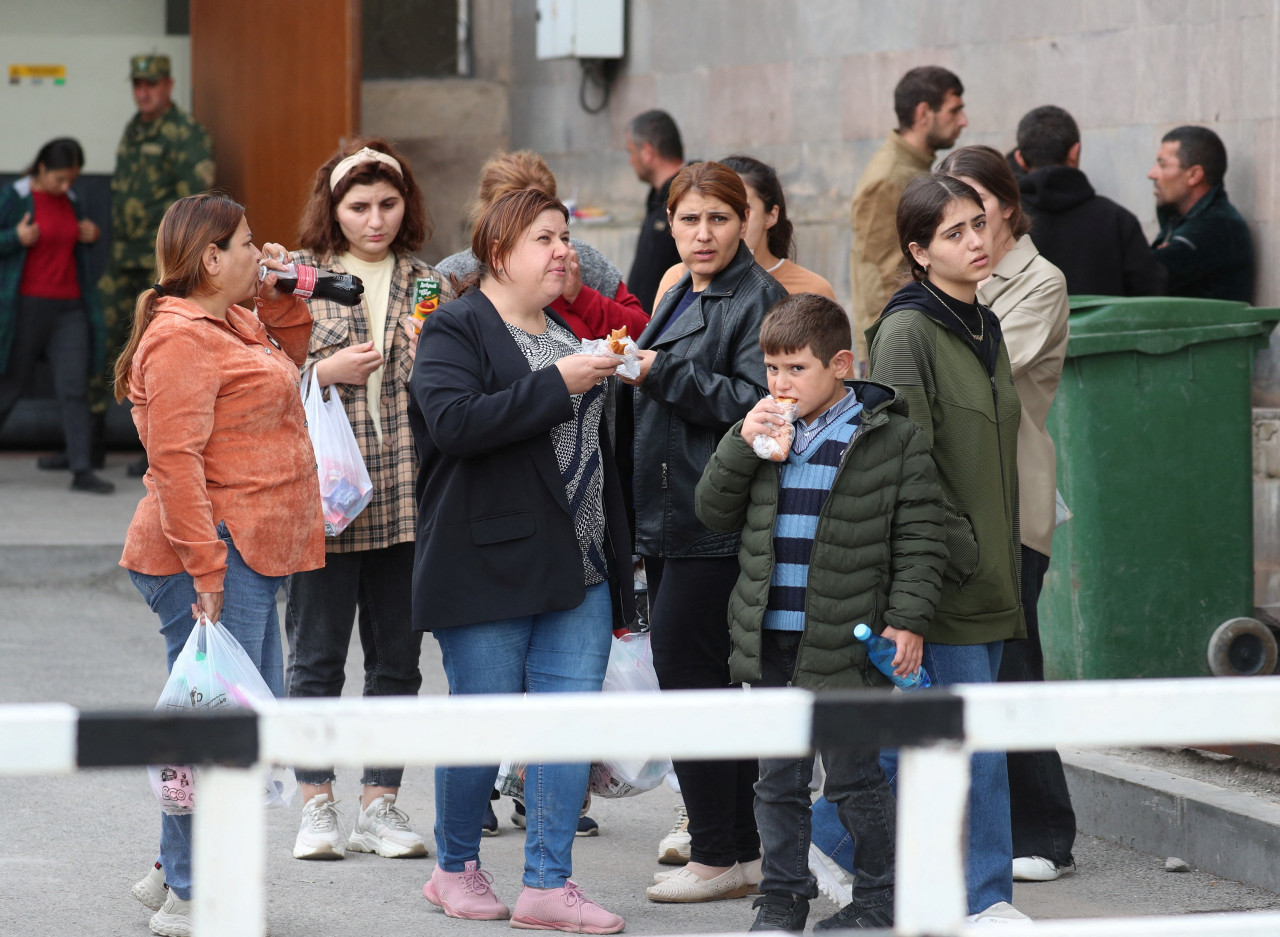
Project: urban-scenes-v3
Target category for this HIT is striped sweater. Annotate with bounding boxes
[764,404,864,631]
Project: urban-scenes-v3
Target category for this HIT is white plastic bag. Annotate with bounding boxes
[302,365,373,536]
[594,632,672,796]
[148,616,297,814]
[581,332,642,380]
[492,634,672,802]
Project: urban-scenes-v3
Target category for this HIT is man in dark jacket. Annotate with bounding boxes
[1014,106,1166,297]
[624,110,685,314]
[1148,124,1254,302]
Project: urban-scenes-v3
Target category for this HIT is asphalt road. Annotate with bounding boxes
[1,452,1279,935]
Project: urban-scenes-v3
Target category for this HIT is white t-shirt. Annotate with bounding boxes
[338,251,395,447]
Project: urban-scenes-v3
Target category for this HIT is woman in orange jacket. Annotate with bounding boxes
[116,193,324,937]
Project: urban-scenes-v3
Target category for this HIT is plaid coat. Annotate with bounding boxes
[292,249,454,553]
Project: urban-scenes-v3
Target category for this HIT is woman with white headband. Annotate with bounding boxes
[284,137,453,862]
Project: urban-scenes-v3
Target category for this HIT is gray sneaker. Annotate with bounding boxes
[346,793,428,858]
[149,889,192,937]
[132,863,167,911]
[293,793,345,860]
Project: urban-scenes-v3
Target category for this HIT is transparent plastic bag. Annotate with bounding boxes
[752,396,798,461]
[302,365,373,536]
[581,333,641,380]
[148,616,297,814]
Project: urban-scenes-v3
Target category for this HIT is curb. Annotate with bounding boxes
[1063,748,1280,894]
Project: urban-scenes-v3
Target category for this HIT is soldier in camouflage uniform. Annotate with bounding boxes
[96,54,214,472]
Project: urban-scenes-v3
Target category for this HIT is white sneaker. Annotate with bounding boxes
[657,804,691,864]
[347,793,429,858]
[807,843,853,906]
[149,889,192,937]
[293,793,345,860]
[1012,856,1065,882]
[132,863,167,911]
[967,901,1034,926]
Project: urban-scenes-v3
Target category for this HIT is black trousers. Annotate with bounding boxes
[646,555,761,867]
[0,297,93,472]
[998,545,1077,865]
[284,542,423,787]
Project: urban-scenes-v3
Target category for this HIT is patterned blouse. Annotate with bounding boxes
[503,316,608,586]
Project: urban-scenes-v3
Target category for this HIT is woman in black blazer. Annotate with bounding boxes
[409,188,631,934]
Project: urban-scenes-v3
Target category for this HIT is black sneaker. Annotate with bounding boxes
[71,471,115,494]
[512,799,526,829]
[749,894,809,932]
[481,801,500,836]
[576,815,599,837]
[815,900,893,930]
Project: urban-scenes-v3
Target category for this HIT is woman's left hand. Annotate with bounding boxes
[880,625,924,678]
[77,218,100,244]
[619,349,657,386]
[257,242,292,301]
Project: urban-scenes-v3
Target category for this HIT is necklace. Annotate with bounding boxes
[764,257,785,273]
[921,280,984,343]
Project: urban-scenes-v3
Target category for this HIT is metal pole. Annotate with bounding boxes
[895,743,969,936]
[194,766,265,937]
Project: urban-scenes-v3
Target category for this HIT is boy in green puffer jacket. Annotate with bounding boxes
[694,293,946,932]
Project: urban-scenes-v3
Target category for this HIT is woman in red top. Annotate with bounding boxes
[116,193,325,937]
[0,138,111,492]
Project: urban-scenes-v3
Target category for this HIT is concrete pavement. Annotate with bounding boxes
[1,450,1279,935]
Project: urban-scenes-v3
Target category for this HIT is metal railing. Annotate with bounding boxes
[5,678,1280,935]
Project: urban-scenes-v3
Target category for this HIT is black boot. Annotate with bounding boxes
[71,470,115,494]
[127,453,149,477]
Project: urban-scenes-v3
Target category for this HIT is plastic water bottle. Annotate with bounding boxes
[853,623,931,690]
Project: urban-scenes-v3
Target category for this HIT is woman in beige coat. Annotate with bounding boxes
[939,144,1077,885]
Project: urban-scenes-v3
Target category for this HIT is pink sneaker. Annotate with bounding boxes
[422,860,511,920]
[511,880,625,934]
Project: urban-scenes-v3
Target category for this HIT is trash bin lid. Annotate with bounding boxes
[1065,296,1280,357]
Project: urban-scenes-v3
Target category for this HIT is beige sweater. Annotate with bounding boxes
[978,234,1069,557]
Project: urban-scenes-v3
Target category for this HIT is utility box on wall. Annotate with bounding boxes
[535,0,624,59]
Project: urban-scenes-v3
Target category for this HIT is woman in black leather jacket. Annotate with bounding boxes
[622,161,787,903]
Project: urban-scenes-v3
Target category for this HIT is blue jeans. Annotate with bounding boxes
[432,582,612,888]
[129,525,286,900]
[812,641,1011,915]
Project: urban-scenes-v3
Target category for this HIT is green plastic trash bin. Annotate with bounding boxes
[1041,296,1280,679]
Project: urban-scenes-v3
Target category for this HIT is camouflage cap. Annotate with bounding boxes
[130,54,171,81]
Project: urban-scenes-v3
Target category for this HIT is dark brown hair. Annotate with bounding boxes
[666,161,749,221]
[894,66,964,130]
[298,137,430,258]
[721,154,793,260]
[896,173,985,282]
[470,188,569,284]
[470,150,558,226]
[759,293,852,366]
[113,193,244,401]
[938,144,1031,239]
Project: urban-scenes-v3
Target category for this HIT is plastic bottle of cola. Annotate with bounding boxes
[259,261,364,307]
[853,623,932,690]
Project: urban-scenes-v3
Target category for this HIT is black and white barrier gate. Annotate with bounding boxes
[5,679,1280,936]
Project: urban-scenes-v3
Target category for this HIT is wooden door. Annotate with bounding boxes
[190,0,360,248]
